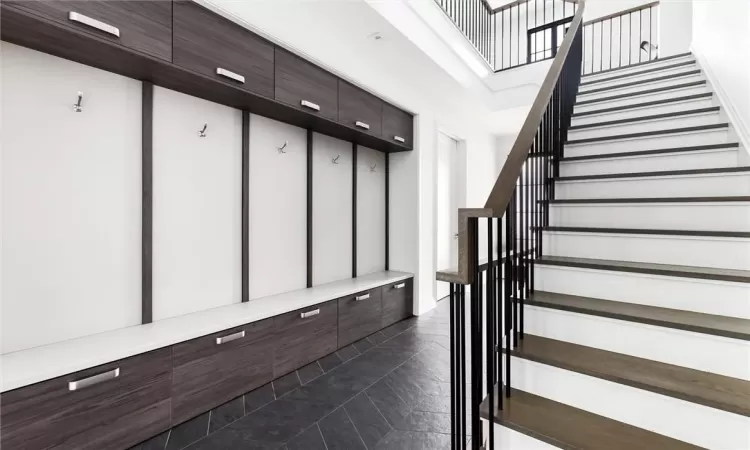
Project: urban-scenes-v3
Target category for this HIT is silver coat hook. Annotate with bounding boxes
[370,163,377,172]
[332,155,340,164]
[198,123,208,138]
[73,92,83,112]
[277,141,288,154]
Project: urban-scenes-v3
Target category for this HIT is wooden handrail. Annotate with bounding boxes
[583,1,658,26]
[437,0,586,285]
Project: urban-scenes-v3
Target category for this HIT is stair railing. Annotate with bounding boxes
[436,0,585,449]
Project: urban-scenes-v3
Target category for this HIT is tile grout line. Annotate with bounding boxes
[316,423,330,450]
[342,405,370,450]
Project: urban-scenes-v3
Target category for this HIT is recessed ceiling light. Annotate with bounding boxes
[368,32,383,41]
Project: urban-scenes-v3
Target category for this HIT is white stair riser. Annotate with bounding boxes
[524,305,750,380]
[579,63,698,92]
[574,85,709,115]
[543,231,750,270]
[559,149,740,177]
[556,172,750,199]
[568,112,723,141]
[564,129,730,157]
[489,423,559,450]
[535,264,750,319]
[509,357,750,450]
[549,202,750,232]
[577,74,704,102]
[571,97,715,127]
[582,56,696,83]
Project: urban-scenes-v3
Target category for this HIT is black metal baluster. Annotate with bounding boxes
[504,203,511,398]
[460,284,466,450]
[639,9,643,63]
[450,283,457,450]
[486,218,495,447]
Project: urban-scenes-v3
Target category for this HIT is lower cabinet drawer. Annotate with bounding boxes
[0,348,172,450]
[172,318,275,424]
[382,278,413,328]
[274,300,338,377]
[338,288,382,347]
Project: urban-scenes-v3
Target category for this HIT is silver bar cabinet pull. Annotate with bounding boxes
[301,100,321,111]
[394,283,406,289]
[355,121,370,130]
[356,293,370,301]
[301,309,320,319]
[68,12,120,37]
[216,68,246,84]
[216,330,245,345]
[68,368,120,391]
[394,136,406,143]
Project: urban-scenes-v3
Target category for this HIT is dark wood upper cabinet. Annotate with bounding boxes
[7,0,172,61]
[171,319,275,425]
[339,81,383,137]
[382,102,414,148]
[172,1,275,98]
[275,48,339,121]
[338,288,383,347]
[0,348,172,450]
[382,278,414,328]
[273,300,338,377]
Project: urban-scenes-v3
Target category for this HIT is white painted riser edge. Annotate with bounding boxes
[507,357,750,450]
[574,86,709,114]
[559,149,741,177]
[549,202,750,232]
[556,172,750,199]
[581,56,696,83]
[542,231,750,271]
[535,264,750,319]
[565,129,730,157]
[568,112,723,141]
[488,422,559,450]
[571,98,716,127]
[523,305,750,380]
[577,74,705,102]
[579,63,698,92]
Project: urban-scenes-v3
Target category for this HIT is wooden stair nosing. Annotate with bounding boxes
[568,107,721,131]
[507,334,750,417]
[580,60,697,87]
[560,143,739,162]
[581,52,693,79]
[575,80,707,106]
[541,226,750,239]
[565,123,729,146]
[579,69,702,96]
[556,166,750,183]
[572,92,713,118]
[546,196,750,204]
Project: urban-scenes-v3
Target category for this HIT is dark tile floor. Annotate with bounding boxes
[131,298,460,450]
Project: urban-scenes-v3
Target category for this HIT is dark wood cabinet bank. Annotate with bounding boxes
[275,48,340,121]
[382,278,414,328]
[338,81,383,137]
[273,300,339,377]
[338,288,383,347]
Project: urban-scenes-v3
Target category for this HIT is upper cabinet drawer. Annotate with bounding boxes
[172,1,274,98]
[0,348,172,450]
[338,81,382,137]
[8,0,172,61]
[275,48,338,121]
[382,103,414,148]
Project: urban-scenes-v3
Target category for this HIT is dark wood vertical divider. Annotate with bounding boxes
[385,153,390,271]
[352,143,358,278]
[242,111,250,302]
[307,130,313,288]
[142,81,154,324]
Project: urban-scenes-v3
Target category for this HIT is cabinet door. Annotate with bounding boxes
[172,319,275,424]
[7,0,172,61]
[274,300,338,376]
[382,278,414,328]
[338,288,383,347]
[338,81,382,137]
[382,103,414,148]
[173,1,274,98]
[0,348,171,450]
[275,48,338,121]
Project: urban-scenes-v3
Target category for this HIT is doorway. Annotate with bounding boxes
[435,132,464,302]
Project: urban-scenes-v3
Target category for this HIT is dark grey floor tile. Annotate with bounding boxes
[318,352,343,372]
[318,406,367,450]
[384,370,431,408]
[374,430,451,450]
[130,430,169,450]
[344,393,392,449]
[297,361,324,385]
[352,337,374,353]
[395,411,451,434]
[227,398,334,443]
[166,413,209,450]
[336,344,360,362]
[365,379,411,429]
[273,371,301,398]
[285,424,327,450]
[184,427,284,450]
[413,395,450,414]
[245,383,275,414]
[380,320,414,339]
[368,331,388,346]
[209,396,245,434]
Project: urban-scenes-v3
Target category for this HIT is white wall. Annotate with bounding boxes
[691,0,750,150]
[357,147,386,277]
[1,44,142,353]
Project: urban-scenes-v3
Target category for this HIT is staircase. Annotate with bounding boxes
[481,52,750,449]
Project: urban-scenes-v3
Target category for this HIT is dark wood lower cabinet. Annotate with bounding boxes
[171,319,275,425]
[382,279,414,328]
[0,348,172,450]
[273,300,338,377]
[338,289,383,347]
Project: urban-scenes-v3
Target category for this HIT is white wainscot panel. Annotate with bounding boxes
[1,43,142,353]
[313,133,353,286]
[152,87,242,320]
[357,147,386,276]
[248,115,307,299]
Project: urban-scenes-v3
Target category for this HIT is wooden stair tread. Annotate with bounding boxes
[556,166,750,183]
[547,196,750,204]
[572,92,713,118]
[480,387,703,450]
[510,334,750,416]
[541,226,750,239]
[536,255,750,284]
[575,80,707,106]
[568,106,721,131]
[580,59,696,86]
[580,52,693,80]
[566,123,728,146]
